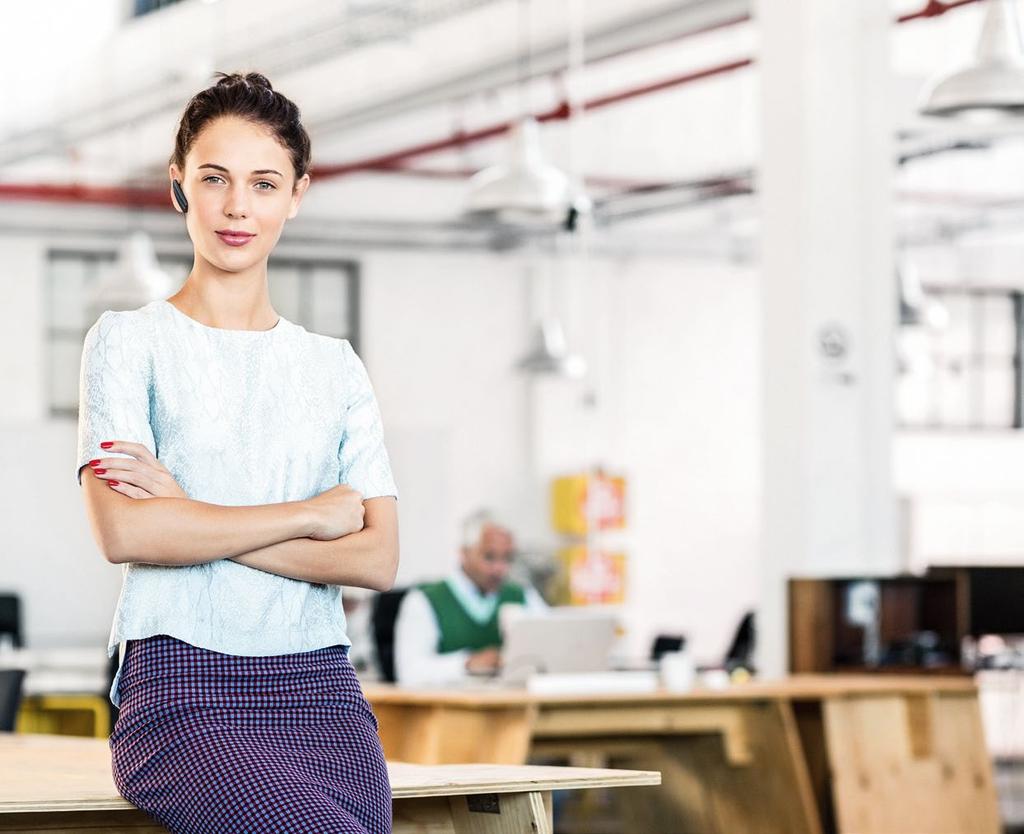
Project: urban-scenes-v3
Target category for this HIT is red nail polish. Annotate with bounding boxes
[100,442,113,448]
[94,468,106,474]
[108,480,119,486]
[89,459,101,466]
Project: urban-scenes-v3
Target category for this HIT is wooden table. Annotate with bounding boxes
[364,674,1002,834]
[0,732,659,833]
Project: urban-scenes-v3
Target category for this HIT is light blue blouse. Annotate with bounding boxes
[76,299,398,706]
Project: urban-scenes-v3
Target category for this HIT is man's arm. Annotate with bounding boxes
[393,588,471,686]
[81,471,313,566]
[230,497,399,592]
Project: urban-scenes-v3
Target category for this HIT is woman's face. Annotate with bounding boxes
[168,115,309,274]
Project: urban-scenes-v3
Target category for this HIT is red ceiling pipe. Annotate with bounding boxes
[313,58,753,179]
[0,182,168,208]
[0,57,756,204]
[897,0,983,24]
[0,0,986,207]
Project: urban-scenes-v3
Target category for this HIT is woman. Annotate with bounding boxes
[76,72,398,834]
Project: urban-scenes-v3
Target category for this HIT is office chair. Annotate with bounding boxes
[724,610,756,673]
[106,650,120,731]
[0,594,23,648]
[0,669,26,732]
[370,587,409,683]
[649,634,685,662]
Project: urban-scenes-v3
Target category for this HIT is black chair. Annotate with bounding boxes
[370,587,409,683]
[0,594,23,648]
[649,634,686,662]
[0,669,26,732]
[724,610,756,673]
[106,650,120,731]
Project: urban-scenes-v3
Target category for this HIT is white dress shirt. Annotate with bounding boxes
[393,569,548,687]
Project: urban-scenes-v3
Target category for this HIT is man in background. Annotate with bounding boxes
[394,509,548,686]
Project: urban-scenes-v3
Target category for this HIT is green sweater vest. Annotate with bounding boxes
[419,579,527,654]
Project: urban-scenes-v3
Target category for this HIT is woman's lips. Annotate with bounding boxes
[216,231,255,247]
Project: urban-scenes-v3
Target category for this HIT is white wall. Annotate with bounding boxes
[616,258,760,661]
[896,432,1024,570]
[360,250,761,662]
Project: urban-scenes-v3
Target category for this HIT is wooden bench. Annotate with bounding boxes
[0,732,660,833]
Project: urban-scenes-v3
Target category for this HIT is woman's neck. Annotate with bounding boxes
[169,262,277,331]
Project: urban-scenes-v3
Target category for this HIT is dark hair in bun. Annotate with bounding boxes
[170,71,311,186]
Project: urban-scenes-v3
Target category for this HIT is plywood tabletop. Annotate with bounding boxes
[360,673,977,707]
[387,762,660,798]
[0,733,659,814]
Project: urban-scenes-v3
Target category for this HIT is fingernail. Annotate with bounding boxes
[94,468,106,474]
[88,459,101,466]
[100,442,113,448]
[108,480,119,486]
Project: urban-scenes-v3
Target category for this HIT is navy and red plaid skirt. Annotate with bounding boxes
[109,633,391,834]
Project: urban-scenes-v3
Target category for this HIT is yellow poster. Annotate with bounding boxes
[551,472,626,535]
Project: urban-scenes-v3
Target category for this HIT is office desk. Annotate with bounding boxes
[0,732,659,833]
[364,675,1001,834]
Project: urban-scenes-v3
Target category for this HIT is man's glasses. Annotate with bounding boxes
[481,550,518,563]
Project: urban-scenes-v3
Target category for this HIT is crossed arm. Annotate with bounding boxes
[228,497,397,590]
[79,445,399,592]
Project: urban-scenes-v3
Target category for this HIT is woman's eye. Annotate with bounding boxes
[199,175,274,190]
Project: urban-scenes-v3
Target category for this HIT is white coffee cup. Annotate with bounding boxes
[659,650,695,692]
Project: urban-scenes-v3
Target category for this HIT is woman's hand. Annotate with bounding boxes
[86,440,188,500]
[304,484,365,541]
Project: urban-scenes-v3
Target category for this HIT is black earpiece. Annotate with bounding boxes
[172,179,188,214]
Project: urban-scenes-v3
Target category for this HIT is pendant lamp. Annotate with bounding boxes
[919,0,1024,119]
[89,230,175,312]
[517,316,587,378]
[465,116,573,223]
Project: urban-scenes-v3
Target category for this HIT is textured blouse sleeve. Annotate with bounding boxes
[337,339,398,500]
[76,310,157,485]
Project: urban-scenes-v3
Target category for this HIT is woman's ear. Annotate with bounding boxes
[287,174,311,220]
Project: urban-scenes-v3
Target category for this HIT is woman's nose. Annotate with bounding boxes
[225,185,250,217]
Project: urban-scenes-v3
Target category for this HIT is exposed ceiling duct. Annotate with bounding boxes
[918,0,1024,119]
[0,0,752,171]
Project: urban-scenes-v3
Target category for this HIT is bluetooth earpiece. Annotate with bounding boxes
[171,179,189,214]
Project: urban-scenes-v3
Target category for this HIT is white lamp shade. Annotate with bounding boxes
[465,117,573,223]
[919,0,1024,118]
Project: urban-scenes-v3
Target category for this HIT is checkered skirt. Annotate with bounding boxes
[108,633,391,833]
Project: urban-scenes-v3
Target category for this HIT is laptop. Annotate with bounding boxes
[465,606,619,685]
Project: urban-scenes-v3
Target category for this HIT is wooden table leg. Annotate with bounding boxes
[450,791,552,834]
[823,692,1001,834]
[394,791,553,834]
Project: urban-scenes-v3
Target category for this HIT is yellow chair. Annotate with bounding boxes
[16,694,110,738]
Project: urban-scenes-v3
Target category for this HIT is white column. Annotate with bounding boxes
[757,0,898,675]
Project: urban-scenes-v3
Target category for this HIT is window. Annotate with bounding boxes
[47,250,360,418]
[896,287,1022,430]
